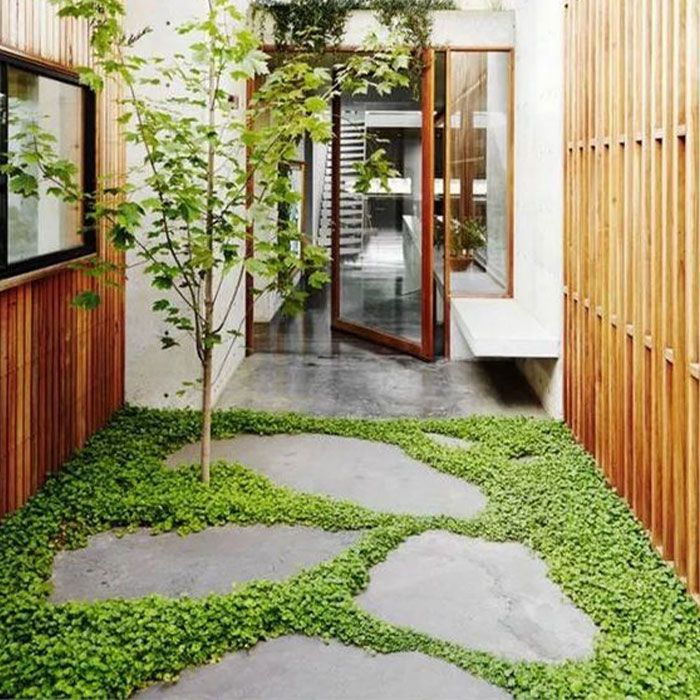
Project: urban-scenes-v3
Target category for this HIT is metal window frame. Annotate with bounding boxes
[0,49,97,281]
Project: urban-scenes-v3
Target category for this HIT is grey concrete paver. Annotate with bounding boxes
[135,636,511,699]
[356,531,597,662]
[55,432,595,699]
[167,434,486,518]
[50,525,362,602]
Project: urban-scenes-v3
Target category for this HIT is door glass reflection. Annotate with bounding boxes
[338,83,423,343]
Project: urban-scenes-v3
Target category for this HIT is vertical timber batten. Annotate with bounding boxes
[564,0,700,595]
[0,0,125,518]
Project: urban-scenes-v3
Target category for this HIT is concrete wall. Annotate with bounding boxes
[124,0,248,408]
[341,10,515,47]
[508,0,564,417]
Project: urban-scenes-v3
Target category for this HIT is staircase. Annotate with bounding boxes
[317,117,367,258]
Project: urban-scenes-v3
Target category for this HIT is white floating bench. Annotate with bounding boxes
[451,298,560,359]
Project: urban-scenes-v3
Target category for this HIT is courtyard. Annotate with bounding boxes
[1,0,699,697]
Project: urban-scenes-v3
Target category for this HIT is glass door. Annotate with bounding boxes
[331,52,435,360]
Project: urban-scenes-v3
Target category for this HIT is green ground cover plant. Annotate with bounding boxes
[1,407,700,698]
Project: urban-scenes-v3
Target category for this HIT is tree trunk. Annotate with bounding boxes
[199,41,217,485]
[200,343,213,485]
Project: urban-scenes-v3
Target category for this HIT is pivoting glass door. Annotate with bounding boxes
[331,53,435,360]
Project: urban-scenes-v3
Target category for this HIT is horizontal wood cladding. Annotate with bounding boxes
[564,0,700,593]
[0,0,125,517]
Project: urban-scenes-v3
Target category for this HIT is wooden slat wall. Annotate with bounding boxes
[564,0,700,594]
[0,0,125,517]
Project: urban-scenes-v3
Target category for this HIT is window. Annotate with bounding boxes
[445,50,513,298]
[0,53,96,280]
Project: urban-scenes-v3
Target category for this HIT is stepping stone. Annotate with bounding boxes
[50,525,362,602]
[135,636,510,699]
[167,435,486,519]
[356,531,597,663]
[426,432,475,451]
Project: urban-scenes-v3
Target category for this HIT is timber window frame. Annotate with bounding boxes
[0,50,97,281]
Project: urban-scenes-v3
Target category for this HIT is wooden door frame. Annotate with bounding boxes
[330,49,436,361]
[245,50,439,361]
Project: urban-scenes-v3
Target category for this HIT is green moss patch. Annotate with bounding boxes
[1,407,699,698]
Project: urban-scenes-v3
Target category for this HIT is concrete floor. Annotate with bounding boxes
[234,283,545,418]
[357,531,597,663]
[50,525,362,602]
[218,353,544,418]
[252,276,416,358]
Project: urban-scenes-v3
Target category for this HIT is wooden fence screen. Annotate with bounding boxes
[0,0,125,517]
[564,0,700,595]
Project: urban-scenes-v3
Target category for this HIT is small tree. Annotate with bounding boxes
[2,0,410,483]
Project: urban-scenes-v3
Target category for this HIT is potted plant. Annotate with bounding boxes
[449,217,487,271]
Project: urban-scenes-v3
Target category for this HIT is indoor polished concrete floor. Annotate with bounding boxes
[221,284,543,417]
[252,276,399,358]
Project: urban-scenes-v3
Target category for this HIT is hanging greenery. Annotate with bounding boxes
[254,0,357,52]
[371,0,455,49]
[253,0,456,55]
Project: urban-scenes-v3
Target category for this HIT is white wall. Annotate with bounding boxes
[124,0,248,408]
[341,10,515,47]
[509,0,564,417]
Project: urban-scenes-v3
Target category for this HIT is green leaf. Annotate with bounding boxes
[152,299,171,312]
[160,334,179,349]
[71,290,101,310]
[303,95,326,113]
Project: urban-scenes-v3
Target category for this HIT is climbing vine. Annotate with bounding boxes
[371,0,454,50]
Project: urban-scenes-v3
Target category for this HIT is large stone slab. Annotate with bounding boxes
[356,531,597,662]
[167,434,486,518]
[50,525,362,602]
[136,636,510,699]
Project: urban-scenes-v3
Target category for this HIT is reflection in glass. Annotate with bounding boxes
[7,66,84,264]
[447,51,510,296]
[338,82,423,344]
